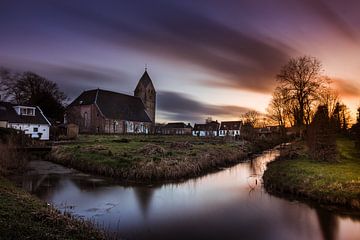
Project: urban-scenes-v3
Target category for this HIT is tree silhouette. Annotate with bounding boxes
[276,56,326,127]
[308,105,337,162]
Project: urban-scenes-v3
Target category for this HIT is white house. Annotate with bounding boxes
[0,102,51,140]
[219,121,242,137]
[192,121,220,137]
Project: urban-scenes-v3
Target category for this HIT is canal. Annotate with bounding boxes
[11,147,360,240]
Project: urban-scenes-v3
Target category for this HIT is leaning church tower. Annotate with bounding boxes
[134,69,156,124]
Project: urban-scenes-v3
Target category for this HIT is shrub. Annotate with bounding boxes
[354,108,360,148]
[307,106,337,162]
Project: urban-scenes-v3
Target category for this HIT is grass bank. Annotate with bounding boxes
[0,176,105,240]
[263,138,360,211]
[50,135,285,182]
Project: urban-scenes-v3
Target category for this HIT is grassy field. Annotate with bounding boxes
[0,176,105,240]
[51,134,284,182]
[263,138,360,210]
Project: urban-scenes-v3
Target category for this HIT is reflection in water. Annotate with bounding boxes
[133,187,155,218]
[10,151,360,240]
[316,208,339,240]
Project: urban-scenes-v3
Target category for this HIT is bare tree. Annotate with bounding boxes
[267,87,294,127]
[276,56,326,127]
[241,110,260,128]
[318,78,339,117]
[205,117,213,123]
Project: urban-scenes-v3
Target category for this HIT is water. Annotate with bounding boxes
[11,148,360,240]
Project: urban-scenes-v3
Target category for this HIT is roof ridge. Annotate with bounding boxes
[94,88,99,104]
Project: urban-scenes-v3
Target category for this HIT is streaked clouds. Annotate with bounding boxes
[158,91,252,123]
[0,0,359,122]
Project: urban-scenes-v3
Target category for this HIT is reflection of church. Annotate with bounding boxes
[66,70,156,134]
[133,187,155,217]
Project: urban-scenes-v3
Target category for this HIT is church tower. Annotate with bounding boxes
[134,70,156,124]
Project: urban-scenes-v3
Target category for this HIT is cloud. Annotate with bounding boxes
[48,1,293,93]
[303,0,358,43]
[1,0,359,98]
[0,57,131,99]
[157,91,252,123]
[332,78,360,98]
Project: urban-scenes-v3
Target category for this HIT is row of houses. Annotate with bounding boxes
[0,101,278,141]
[157,120,281,138]
[192,121,243,137]
[155,120,243,137]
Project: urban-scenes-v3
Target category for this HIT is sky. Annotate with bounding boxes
[0,0,359,123]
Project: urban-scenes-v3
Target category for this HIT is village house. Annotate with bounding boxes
[159,122,192,135]
[66,70,156,134]
[219,121,242,137]
[192,121,220,137]
[0,101,51,140]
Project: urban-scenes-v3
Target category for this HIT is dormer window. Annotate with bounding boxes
[20,108,35,116]
[14,106,36,116]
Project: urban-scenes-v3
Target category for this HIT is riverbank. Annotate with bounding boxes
[0,176,105,239]
[263,138,360,211]
[50,134,286,182]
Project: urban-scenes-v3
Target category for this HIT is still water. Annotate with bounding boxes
[12,148,360,240]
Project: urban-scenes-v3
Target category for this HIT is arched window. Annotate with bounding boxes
[84,112,89,128]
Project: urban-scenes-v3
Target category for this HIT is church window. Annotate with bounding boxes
[84,112,89,128]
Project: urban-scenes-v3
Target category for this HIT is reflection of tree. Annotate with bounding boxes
[249,157,266,177]
[133,187,155,218]
[315,208,338,240]
[21,174,61,200]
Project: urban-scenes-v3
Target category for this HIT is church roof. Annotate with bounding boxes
[68,89,152,122]
[135,70,155,91]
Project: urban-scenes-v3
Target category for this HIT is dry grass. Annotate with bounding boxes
[0,176,105,240]
[50,135,286,182]
[0,141,28,175]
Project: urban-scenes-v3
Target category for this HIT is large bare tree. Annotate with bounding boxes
[276,56,326,127]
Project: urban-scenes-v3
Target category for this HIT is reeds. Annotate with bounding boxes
[0,140,27,175]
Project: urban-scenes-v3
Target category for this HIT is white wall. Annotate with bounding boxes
[219,130,241,137]
[9,123,50,140]
[192,131,218,137]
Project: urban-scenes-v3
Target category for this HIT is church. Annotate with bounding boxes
[66,70,156,134]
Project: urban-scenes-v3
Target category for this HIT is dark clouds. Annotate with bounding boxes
[1,0,360,122]
[48,0,293,93]
[1,0,359,94]
[0,58,131,99]
[157,91,251,123]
